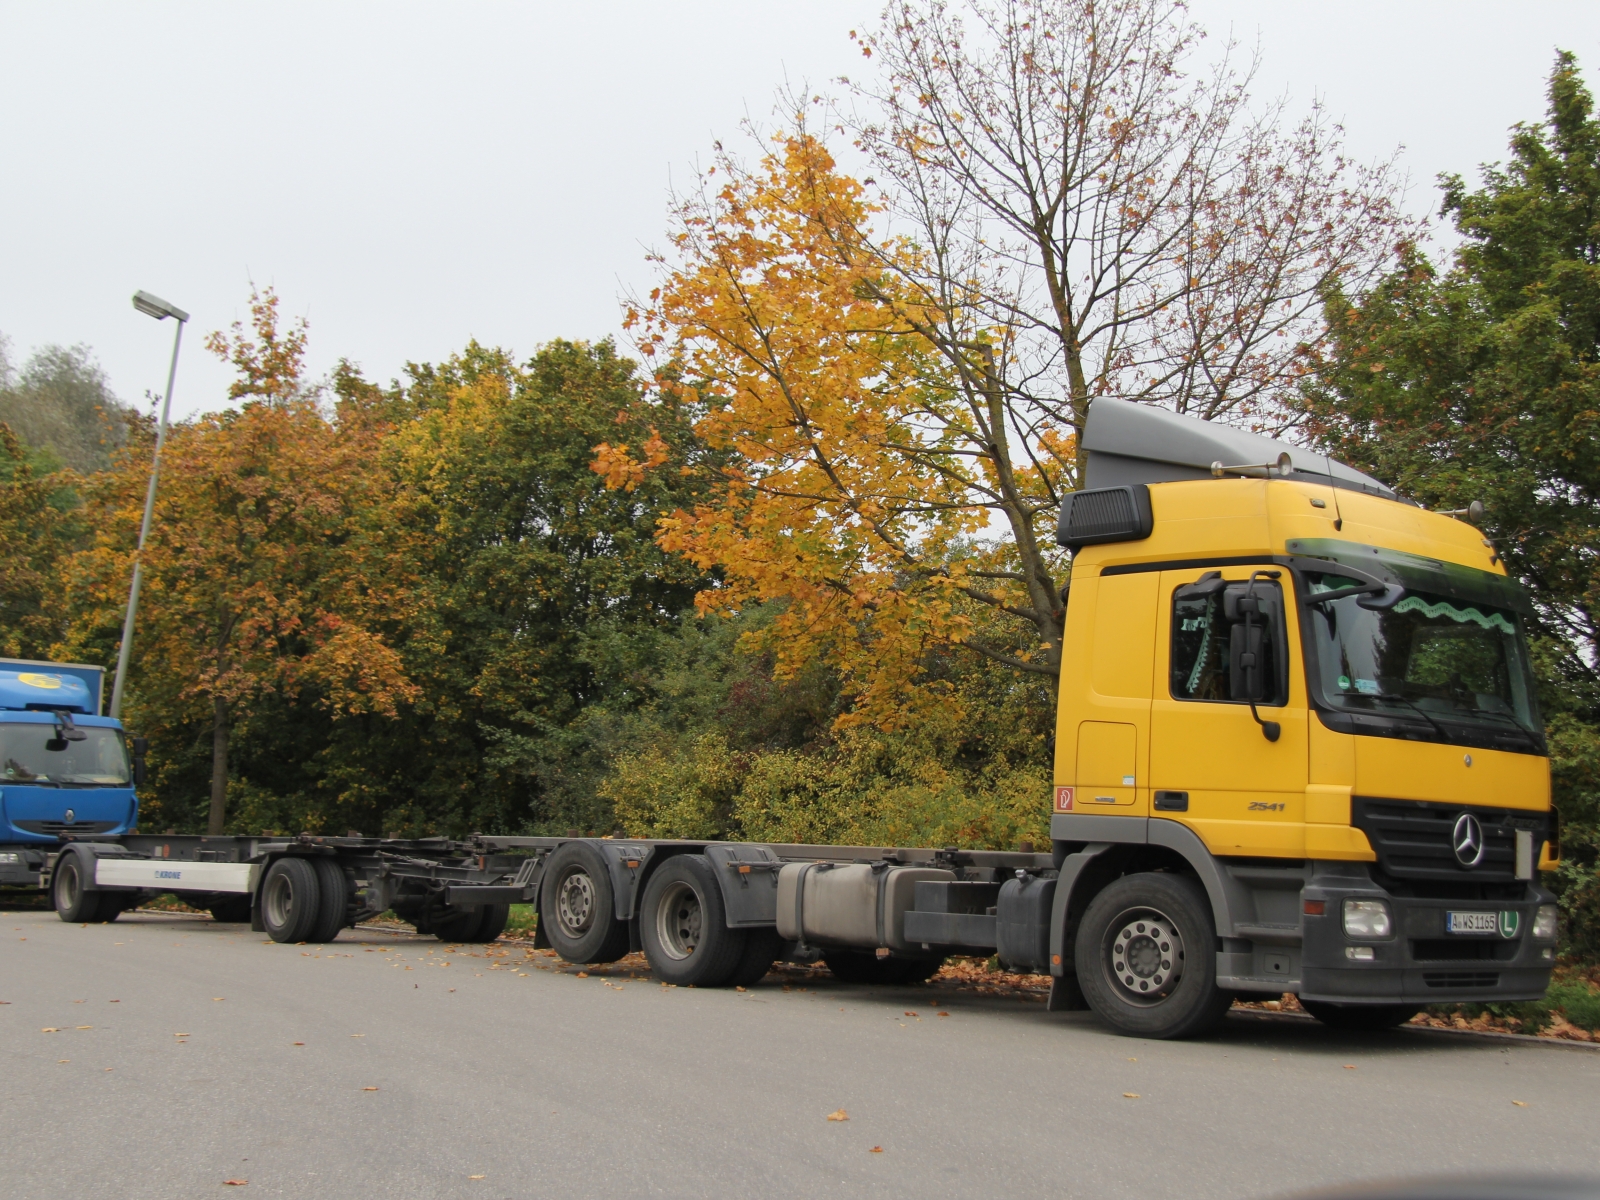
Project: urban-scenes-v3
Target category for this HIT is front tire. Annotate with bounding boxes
[260,857,322,944]
[1301,1000,1420,1031]
[639,854,748,987]
[539,842,630,965]
[1075,872,1233,1039]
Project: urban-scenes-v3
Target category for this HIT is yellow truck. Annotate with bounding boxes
[1045,398,1558,1035]
[50,398,1559,1039]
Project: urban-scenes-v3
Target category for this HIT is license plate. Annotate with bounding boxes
[1446,911,1498,934]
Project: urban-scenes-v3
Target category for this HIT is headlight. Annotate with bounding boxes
[1533,904,1559,941]
[1343,898,1392,939]
[0,852,18,863]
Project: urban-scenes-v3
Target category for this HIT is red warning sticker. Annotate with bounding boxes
[1054,786,1074,812]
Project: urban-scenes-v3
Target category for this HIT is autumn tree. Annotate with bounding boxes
[612,0,1404,722]
[0,421,86,659]
[62,289,415,834]
[1302,52,1600,953]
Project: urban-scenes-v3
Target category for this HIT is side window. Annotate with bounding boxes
[1170,575,1286,705]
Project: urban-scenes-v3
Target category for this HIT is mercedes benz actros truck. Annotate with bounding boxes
[46,399,1559,1038]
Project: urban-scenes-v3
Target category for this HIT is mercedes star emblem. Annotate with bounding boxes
[1452,812,1486,868]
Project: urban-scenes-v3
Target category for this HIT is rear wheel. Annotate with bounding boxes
[640,854,748,987]
[431,903,509,943]
[729,927,786,987]
[306,858,351,944]
[1301,1000,1420,1031]
[1075,872,1234,1039]
[52,854,109,923]
[824,951,945,985]
[208,895,253,923]
[260,857,322,944]
[539,842,630,964]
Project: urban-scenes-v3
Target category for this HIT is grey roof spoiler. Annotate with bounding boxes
[1081,398,1396,500]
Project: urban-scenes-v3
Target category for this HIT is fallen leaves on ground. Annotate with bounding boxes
[1123,1093,1139,1099]
[1513,1100,1529,1107]
[826,1109,849,1122]
[223,1181,247,1187]
[362,1086,379,1091]
[870,1146,883,1153]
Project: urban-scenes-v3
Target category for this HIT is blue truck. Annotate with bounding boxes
[0,659,144,895]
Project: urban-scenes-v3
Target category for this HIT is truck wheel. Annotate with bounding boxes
[53,853,108,923]
[306,858,351,944]
[729,927,785,987]
[1075,872,1234,1040]
[431,904,509,943]
[640,854,748,987]
[260,857,323,944]
[824,951,945,985]
[539,842,630,964]
[1301,1000,1420,1031]
[208,896,253,923]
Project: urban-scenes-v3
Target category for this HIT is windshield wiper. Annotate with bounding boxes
[1375,693,1456,743]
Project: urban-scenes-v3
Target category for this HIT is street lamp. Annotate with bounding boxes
[109,290,190,720]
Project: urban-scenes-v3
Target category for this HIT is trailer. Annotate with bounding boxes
[45,399,1563,1039]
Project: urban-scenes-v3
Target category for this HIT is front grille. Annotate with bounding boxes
[12,820,118,836]
[1422,971,1500,989]
[1412,939,1518,963]
[1351,798,1543,885]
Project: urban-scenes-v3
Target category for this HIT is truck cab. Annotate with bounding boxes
[1047,399,1558,1035]
[0,660,138,891]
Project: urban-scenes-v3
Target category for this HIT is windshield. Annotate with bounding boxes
[0,725,131,785]
[1302,571,1543,754]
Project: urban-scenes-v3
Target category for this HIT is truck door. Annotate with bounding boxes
[1149,567,1308,857]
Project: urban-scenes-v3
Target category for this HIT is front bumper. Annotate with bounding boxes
[1296,872,1555,1005]
[0,845,46,888]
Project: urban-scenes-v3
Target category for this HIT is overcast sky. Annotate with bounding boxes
[2,1,1598,421]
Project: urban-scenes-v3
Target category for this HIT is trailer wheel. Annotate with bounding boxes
[431,903,509,943]
[1301,1000,1421,1031]
[208,896,253,924]
[1074,872,1234,1039]
[729,927,785,987]
[640,854,747,987]
[52,853,109,923]
[306,857,351,944]
[824,951,944,985]
[260,857,323,944]
[539,842,630,964]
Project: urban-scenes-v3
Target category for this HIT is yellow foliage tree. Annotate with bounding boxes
[63,289,417,833]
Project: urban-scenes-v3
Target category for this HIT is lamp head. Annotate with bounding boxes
[132,290,189,322]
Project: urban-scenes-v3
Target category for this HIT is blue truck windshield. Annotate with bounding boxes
[1302,571,1543,754]
[0,725,131,785]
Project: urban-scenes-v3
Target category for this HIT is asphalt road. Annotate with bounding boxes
[3,909,1597,1200]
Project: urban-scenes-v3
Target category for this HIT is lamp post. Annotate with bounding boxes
[110,290,189,720]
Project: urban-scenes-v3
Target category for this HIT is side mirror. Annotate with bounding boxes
[1229,619,1268,702]
[130,736,148,787]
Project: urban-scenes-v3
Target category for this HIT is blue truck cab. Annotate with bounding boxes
[0,659,138,890]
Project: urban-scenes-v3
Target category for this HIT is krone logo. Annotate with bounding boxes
[1452,813,1486,868]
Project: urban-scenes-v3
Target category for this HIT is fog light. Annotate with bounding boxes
[1541,947,1554,961]
[1346,946,1375,961]
[1533,904,1559,941]
[1343,898,1392,939]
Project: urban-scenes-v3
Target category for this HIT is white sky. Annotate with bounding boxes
[2,1,1597,421]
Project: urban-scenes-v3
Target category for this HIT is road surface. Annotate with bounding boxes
[3,908,1596,1199]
